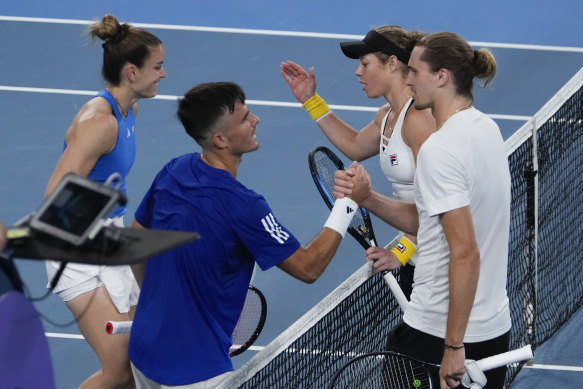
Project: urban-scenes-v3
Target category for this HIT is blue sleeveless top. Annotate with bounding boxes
[62,89,136,217]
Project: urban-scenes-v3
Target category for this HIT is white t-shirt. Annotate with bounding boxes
[404,107,512,342]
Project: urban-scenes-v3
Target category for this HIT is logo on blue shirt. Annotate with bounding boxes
[261,213,289,244]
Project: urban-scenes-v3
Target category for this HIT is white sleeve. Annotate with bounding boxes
[416,144,470,217]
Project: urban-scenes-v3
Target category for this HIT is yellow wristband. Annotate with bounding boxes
[391,236,417,266]
[302,93,331,121]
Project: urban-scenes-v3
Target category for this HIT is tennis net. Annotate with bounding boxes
[219,66,583,389]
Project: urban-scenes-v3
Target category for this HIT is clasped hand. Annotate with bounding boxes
[332,161,371,206]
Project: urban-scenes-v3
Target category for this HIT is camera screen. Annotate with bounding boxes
[37,182,112,237]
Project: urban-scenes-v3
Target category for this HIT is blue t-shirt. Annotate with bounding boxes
[129,153,301,385]
[62,89,136,217]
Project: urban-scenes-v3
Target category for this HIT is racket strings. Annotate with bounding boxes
[231,289,262,347]
[313,151,340,201]
[331,353,432,389]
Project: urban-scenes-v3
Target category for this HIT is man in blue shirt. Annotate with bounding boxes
[129,82,360,388]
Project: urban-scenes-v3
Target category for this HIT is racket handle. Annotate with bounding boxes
[371,238,409,312]
[476,344,533,371]
[105,320,132,335]
[382,271,409,312]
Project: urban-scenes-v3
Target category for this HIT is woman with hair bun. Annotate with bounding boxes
[44,14,166,388]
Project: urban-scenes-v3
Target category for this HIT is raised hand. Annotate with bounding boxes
[281,60,317,103]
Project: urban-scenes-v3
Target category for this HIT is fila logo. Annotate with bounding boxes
[395,243,406,253]
[390,154,398,166]
[261,213,289,244]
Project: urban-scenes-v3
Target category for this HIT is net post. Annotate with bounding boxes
[523,117,538,343]
[531,116,539,346]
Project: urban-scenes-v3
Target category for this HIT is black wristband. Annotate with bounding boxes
[444,343,465,350]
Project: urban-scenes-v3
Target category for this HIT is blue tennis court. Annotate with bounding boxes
[1,1,582,387]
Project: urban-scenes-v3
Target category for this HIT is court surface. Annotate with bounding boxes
[1,1,582,387]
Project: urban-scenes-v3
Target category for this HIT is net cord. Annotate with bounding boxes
[505,67,583,155]
[217,263,373,388]
[217,235,403,388]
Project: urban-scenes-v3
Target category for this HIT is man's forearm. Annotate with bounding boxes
[445,252,480,346]
[441,207,481,346]
[362,190,419,235]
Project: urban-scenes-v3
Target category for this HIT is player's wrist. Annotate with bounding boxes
[303,93,331,121]
[324,197,358,238]
[354,188,377,213]
[390,236,417,266]
[444,342,465,350]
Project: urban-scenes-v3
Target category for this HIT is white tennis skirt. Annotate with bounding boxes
[44,216,139,314]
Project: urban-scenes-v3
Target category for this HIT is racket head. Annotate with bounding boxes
[229,285,267,356]
[328,351,434,389]
[308,146,378,249]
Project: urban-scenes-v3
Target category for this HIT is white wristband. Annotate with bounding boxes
[324,197,358,238]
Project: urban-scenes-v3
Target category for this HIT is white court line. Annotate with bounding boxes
[42,332,583,372]
[1,15,582,53]
[45,332,84,340]
[0,85,531,121]
[524,364,583,372]
[45,331,264,352]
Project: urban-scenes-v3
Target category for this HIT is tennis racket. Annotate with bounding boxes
[228,285,267,356]
[308,146,409,311]
[105,285,267,357]
[328,344,533,389]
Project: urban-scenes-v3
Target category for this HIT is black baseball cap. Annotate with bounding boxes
[340,30,410,64]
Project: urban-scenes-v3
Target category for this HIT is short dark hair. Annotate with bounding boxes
[89,14,162,86]
[177,82,246,147]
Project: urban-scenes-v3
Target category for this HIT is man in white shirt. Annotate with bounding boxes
[334,31,511,389]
